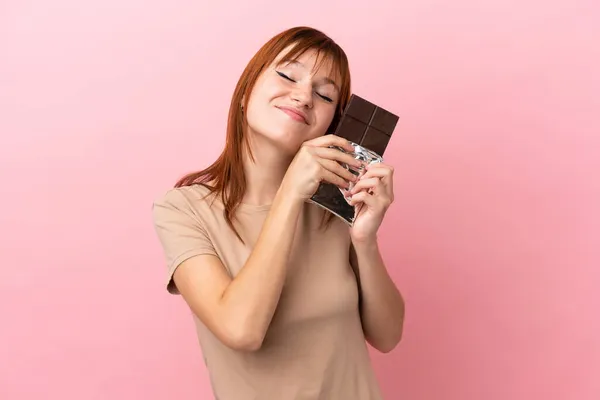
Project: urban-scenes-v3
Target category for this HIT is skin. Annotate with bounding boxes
[172,45,405,352]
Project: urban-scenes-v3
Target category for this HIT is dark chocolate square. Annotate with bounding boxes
[361,126,391,155]
[345,95,376,124]
[370,107,398,136]
[333,94,399,156]
[334,115,366,144]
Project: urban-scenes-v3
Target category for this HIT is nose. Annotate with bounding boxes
[291,83,313,109]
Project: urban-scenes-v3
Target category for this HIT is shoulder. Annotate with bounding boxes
[153,184,215,208]
[152,184,219,223]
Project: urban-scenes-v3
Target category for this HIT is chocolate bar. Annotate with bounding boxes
[332,94,399,156]
[307,94,400,225]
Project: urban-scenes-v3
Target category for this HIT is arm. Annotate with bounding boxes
[156,136,360,352]
[347,162,405,353]
[350,239,405,353]
[172,186,303,352]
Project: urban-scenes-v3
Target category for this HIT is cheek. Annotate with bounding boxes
[258,74,287,97]
[315,107,336,133]
[247,82,285,114]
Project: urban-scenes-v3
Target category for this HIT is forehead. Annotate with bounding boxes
[273,45,340,80]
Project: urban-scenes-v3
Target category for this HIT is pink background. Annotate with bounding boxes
[1,0,599,399]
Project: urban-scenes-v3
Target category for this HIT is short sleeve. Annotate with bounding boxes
[152,189,217,294]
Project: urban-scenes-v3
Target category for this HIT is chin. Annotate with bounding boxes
[249,126,307,155]
[269,134,305,155]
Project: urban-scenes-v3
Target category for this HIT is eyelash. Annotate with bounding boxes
[276,71,333,103]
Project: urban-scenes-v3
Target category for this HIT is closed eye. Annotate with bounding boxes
[276,71,295,82]
[317,93,333,103]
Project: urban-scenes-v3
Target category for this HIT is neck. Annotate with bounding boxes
[241,138,295,206]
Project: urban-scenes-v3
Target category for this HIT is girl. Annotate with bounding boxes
[152,26,405,400]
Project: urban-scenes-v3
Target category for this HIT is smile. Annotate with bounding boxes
[277,106,308,124]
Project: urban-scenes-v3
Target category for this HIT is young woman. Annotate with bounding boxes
[152,26,405,400]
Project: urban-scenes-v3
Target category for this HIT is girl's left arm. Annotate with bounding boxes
[347,162,405,353]
[350,238,405,353]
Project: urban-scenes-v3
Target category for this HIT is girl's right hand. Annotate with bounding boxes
[281,135,364,201]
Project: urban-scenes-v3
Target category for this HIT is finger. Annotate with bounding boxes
[305,134,355,153]
[313,147,363,169]
[350,177,381,195]
[349,190,392,210]
[353,173,394,203]
[320,166,351,189]
[317,158,359,184]
[348,191,377,207]
[361,168,394,191]
[366,162,393,170]
[363,163,394,179]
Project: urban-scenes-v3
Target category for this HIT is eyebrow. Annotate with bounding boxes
[283,60,340,91]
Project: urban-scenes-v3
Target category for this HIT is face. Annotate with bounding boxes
[244,46,341,155]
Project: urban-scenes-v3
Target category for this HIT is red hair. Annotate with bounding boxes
[175,26,352,240]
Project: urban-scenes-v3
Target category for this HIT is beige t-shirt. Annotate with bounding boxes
[152,184,383,400]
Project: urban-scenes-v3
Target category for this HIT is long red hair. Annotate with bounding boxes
[175,26,352,240]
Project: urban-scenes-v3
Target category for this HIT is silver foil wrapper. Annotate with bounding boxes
[307,142,383,225]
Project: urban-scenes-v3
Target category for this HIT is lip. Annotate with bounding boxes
[277,106,308,124]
